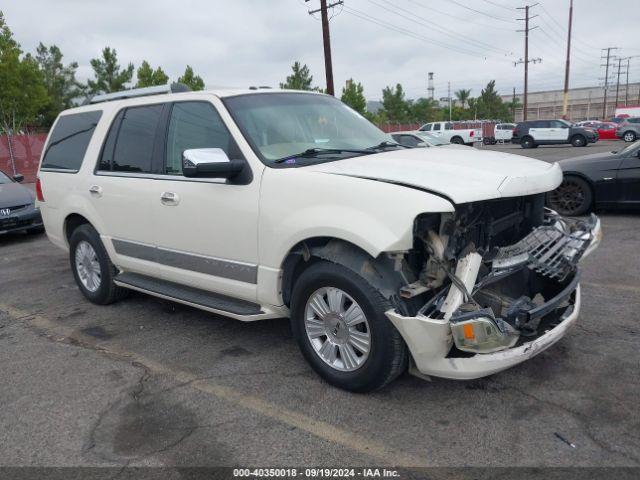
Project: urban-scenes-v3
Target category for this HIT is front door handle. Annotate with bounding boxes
[160,191,180,206]
[89,185,103,197]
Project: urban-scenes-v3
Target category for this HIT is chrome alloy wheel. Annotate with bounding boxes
[75,240,101,292]
[304,287,371,372]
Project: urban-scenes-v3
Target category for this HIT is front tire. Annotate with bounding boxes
[450,136,464,145]
[571,135,586,147]
[290,261,408,392]
[623,131,636,142]
[521,136,535,149]
[69,224,128,305]
[546,176,593,216]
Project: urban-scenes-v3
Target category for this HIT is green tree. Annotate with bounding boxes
[410,97,440,123]
[87,47,134,95]
[455,88,471,109]
[475,80,510,119]
[0,12,48,135]
[177,65,205,91]
[340,79,367,114]
[34,43,84,126]
[280,61,316,91]
[380,84,410,123]
[136,60,169,88]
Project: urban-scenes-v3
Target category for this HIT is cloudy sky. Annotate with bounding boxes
[3,0,640,101]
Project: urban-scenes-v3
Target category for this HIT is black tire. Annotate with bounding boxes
[571,135,586,147]
[623,131,637,142]
[482,137,492,145]
[290,261,408,392]
[546,176,593,216]
[520,136,535,149]
[69,224,128,305]
[450,136,464,145]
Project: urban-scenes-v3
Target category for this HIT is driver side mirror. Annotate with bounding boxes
[182,148,244,179]
[12,173,24,183]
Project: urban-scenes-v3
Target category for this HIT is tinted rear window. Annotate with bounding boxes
[41,111,102,171]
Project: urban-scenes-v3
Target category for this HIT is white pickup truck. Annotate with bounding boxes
[419,121,481,146]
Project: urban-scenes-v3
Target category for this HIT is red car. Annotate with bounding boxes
[595,121,618,140]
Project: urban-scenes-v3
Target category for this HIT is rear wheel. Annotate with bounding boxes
[69,224,128,305]
[571,135,586,147]
[623,131,636,142]
[546,176,593,216]
[521,136,535,149]
[290,261,408,392]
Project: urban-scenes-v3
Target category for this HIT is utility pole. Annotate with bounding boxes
[614,57,624,109]
[600,47,617,119]
[306,0,343,96]
[516,4,539,121]
[448,81,452,121]
[512,87,517,120]
[625,58,630,105]
[562,0,573,119]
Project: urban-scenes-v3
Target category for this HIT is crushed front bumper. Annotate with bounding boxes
[387,213,600,380]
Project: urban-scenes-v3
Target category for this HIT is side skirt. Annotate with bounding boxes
[114,272,283,322]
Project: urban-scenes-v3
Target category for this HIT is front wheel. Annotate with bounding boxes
[290,261,408,392]
[571,135,586,147]
[546,176,593,216]
[450,136,464,145]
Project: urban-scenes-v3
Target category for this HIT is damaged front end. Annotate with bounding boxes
[388,194,601,379]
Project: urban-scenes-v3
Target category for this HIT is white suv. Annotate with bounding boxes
[37,85,601,392]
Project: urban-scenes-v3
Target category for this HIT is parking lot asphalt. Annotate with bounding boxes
[1,141,639,471]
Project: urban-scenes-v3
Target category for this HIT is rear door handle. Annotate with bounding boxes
[89,185,103,197]
[160,191,180,206]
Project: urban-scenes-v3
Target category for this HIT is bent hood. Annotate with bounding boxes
[308,147,562,204]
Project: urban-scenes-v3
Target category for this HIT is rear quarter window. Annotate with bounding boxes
[41,111,103,171]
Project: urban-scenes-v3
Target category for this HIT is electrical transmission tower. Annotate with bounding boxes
[305,0,344,96]
[600,48,618,119]
[516,3,542,121]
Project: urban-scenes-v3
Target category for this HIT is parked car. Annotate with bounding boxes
[390,130,464,149]
[615,117,640,142]
[482,123,516,145]
[419,121,480,145]
[37,85,600,392]
[547,140,640,215]
[575,120,600,128]
[595,121,618,140]
[512,119,598,148]
[0,170,43,235]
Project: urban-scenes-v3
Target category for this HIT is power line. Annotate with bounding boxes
[370,0,515,56]
[405,0,516,32]
[342,5,511,61]
[480,0,515,12]
[448,0,516,22]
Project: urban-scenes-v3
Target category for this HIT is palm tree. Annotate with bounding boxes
[455,89,472,109]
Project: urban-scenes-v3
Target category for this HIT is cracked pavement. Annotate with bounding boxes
[1,144,639,468]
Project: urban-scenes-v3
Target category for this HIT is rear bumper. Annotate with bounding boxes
[0,208,43,234]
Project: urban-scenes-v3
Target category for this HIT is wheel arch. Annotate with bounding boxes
[64,213,94,246]
[280,237,408,312]
[557,171,596,204]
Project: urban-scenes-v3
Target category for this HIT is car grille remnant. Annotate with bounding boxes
[492,213,597,281]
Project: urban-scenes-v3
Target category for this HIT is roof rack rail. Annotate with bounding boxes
[248,86,272,90]
[89,83,191,104]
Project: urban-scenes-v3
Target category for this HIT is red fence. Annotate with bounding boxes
[377,123,423,133]
[0,134,47,183]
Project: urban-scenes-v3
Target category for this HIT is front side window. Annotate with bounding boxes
[422,124,432,131]
[99,104,163,173]
[223,93,394,165]
[41,110,102,171]
[165,102,243,174]
[0,171,12,184]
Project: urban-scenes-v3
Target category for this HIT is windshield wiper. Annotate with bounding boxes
[365,141,406,151]
[274,147,371,163]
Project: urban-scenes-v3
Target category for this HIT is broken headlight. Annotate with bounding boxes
[450,306,519,353]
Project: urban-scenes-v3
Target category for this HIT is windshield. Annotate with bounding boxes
[0,171,12,184]
[223,93,396,165]
[416,131,449,146]
[619,140,640,155]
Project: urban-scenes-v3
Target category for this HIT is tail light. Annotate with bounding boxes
[470,130,474,137]
[513,128,517,134]
[35,177,44,202]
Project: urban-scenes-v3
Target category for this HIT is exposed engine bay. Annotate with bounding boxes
[399,193,600,356]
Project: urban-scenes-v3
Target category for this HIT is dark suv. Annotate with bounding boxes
[511,119,598,149]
